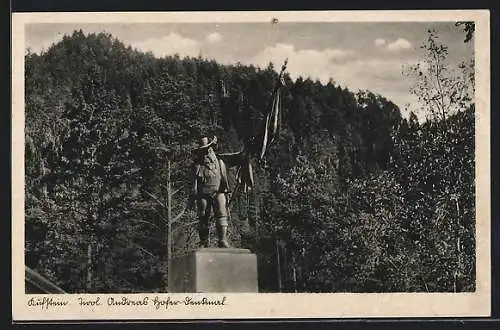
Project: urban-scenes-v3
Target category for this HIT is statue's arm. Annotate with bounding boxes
[217,151,245,167]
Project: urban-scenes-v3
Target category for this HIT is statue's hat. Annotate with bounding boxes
[192,136,217,152]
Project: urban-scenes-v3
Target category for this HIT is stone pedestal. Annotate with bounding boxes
[169,248,258,293]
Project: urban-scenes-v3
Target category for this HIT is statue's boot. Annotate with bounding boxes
[217,225,230,248]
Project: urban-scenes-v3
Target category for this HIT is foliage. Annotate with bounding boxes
[403,30,474,124]
[455,22,475,43]
[25,28,475,293]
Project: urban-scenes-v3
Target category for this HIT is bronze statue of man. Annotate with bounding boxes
[189,136,231,248]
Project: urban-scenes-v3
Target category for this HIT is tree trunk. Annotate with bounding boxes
[454,197,461,292]
[292,254,297,293]
[86,241,92,291]
[166,159,172,292]
[276,236,282,292]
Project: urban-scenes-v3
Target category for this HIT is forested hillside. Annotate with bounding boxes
[25,29,475,293]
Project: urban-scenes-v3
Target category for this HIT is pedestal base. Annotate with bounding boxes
[169,248,258,293]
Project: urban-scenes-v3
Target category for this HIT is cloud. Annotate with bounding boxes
[250,43,419,110]
[130,32,201,58]
[386,38,412,51]
[252,43,355,81]
[251,43,403,86]
[374,38,386,47]
[205,32,223,43]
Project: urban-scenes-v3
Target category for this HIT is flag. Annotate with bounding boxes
[259,87,281,160]
[258,59,287,160]
[218,59,288,197]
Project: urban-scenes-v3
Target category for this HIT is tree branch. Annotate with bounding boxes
[129,219,162,231]
[173,220,198,232]
[172,206,187,224]
[172,185,184,196]
[144,190,167,210]
[132,243,156,258]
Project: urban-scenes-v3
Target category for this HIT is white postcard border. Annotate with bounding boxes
[12,10,491,320]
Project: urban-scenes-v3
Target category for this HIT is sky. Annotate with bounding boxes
[25,22,474,116]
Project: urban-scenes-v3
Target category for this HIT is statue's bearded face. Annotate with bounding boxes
[202,147,217,164]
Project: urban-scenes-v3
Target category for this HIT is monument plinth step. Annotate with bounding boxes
[169,248,258,293]
[196,248,252,253]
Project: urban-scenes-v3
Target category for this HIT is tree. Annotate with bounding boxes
[403,29,474,126]
[455,22,475,43]
[393,28,476,292]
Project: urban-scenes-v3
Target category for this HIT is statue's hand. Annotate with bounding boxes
[225,192,233,206]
